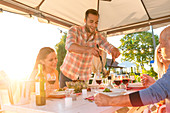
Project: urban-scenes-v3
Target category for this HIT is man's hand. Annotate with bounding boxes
[88,47,101,57]
[141,74,156,87]
[94,93,111,106]
[111,47,120,62]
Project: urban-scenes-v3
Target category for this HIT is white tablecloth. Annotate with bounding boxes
[2,92,122,113]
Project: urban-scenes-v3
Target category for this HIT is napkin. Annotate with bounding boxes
[85,96,94,102]
[75,92,82,96]
[127,87,146,91]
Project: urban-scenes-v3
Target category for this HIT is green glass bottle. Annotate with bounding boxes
[35,64,46,106]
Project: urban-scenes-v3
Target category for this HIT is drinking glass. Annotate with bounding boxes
[47,73,56,84]
[95,75,102,86]
[122,74,130,89]
[113,75,122,89]
[47,73,56,93]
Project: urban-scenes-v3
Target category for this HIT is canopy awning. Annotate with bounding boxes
[0,0,169,36]
[118,61,136,68]
[106,58,123,68]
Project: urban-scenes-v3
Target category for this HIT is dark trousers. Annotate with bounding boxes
[59,71,72,88]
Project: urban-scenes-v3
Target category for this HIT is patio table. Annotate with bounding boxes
[2,92,122,113]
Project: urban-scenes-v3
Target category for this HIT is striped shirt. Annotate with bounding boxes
[60,25,115,80]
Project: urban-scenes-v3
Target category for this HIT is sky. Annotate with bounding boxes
[0,12,66,79]
[0,11,168,80]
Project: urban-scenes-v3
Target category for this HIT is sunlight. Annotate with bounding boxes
[0,11,167,81]
[0,12,65,80]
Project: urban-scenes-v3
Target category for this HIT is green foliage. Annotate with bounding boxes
[119,31,159,67]
[129,72,139,82]
[55,33,67,74]
[141,67,147,75]
[135,74,141,82]
[147,67,158,80]
[129,72,135,76]
[129,67,158,83]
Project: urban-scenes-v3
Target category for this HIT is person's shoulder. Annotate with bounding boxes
[29,69,38,80]
[54,70,59,77]
[70,25,81,29]
[54,69,58,73]
[165,66,170,76]
[96,31,107,40]
[69,25,84,31]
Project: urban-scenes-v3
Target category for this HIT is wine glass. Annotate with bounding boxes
[122,74,130,89]
[96,75,102,86]
[113,75,122,89]
[94,69,102,87]
[47,73,56,84]
[47,73,56,93]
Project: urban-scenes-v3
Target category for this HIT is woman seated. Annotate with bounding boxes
[142,44,163,87]
[142,44,166,113]
[30,47,59,97]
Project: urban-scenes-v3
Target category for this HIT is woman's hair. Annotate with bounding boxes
[154,44,163,78]
[33,47,55,70]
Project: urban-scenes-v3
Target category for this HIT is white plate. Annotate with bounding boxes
[51,91,66,95]
[88,84,99,88]
[95,89,126,96]
[110,88,126,92]
[128,83,143,87]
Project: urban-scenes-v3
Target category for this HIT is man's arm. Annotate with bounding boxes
[68,43,101,57]
[94,93,132,107]
[111,47,120,62]
[98,34,120,62]
[66,26,101,57]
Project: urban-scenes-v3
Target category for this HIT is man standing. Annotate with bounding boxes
[60,9,120,88]
[94,26,170,112]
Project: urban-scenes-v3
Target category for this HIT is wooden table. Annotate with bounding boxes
[2,92,122,113]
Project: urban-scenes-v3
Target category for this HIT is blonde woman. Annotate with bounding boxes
[30,47,59,97]
[154,44,164,79]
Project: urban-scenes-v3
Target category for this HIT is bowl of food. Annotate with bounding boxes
[103,88,112,92]
[65,80,88,93]
[53,88,66,95]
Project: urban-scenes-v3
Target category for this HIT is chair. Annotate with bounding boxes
[127,105,150,113]
[0,93,4,113]
[8,80,32,105]
[0,80,10,112]
[157,105,166,113]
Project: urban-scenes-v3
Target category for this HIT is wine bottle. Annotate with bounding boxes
[35,64,46,106]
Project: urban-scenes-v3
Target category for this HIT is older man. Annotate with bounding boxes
[94,26,170,112]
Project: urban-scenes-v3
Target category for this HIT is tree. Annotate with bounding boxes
[119,31,159,67]
[55,33,67,74]
[147,67,158,79]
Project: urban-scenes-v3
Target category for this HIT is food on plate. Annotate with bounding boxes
[103,88,112,92]
[99,87,105,89]
[87,88,91,92]
[57,88,66,91]
[66,80,88,93]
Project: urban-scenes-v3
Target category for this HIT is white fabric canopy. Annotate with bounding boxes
[0,0,169,36]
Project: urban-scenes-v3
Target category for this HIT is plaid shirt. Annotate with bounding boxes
[60,25,115,80]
